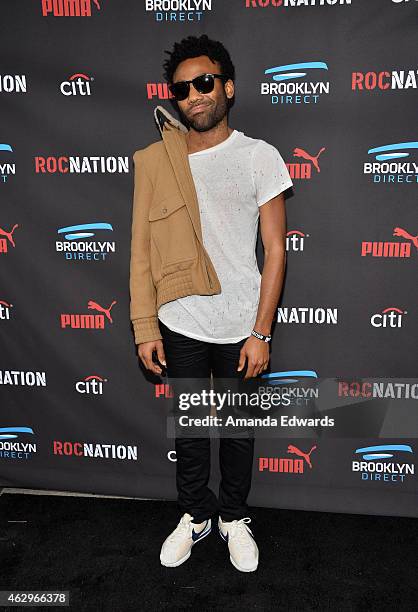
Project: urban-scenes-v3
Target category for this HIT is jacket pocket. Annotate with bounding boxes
[148,195,198,268]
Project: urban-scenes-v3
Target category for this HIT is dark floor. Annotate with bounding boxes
[1,492,417,611]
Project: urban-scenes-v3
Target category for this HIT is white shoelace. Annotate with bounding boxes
[167,514,206,544]
[226,517,254,550]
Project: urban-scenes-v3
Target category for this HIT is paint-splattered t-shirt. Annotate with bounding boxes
[157,129,293,343]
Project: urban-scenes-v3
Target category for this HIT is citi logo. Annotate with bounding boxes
[262,61,329,105]
[60,73,93,96]
[41,0,101,17]
[370,307,407,328]
[287,147,325,179]
[155,383,173,399]
[364,141,418,184]
[75,374,107,395]
[0,144,15,182]
[167,450,177,462]
[0,75,27,93]
[60,300,117,329]
[361,227,417,258]
[352,68,417,91]
[259,444,317,474]
[277,307,338,325]
[0,300,13,320]
[56,222,116,262]
[0,224,19,254]
[286,230,308,252]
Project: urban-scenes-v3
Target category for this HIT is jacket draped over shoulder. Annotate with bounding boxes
[129,106,222,345]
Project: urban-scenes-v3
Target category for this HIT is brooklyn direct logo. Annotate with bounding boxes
[0,427,36,460]
[352,444,414,484]
[259,444,317,474]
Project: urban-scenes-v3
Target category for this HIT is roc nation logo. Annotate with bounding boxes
[75,374,107,395]
[277,307,338,325]
[352,68,418,92]
[35,155,129,174]
[41,0,101,17]
[60,73,93,96]
[287,146,326,179]
[0,224,19,254]
[361,227,418,258]
[0,427,36,460]
[0,300,13,320]
[56,222,116,262]
[338,380,418,400]
[0,370,47,387]
[259,444,317,474]
[53,440,138,461]
[370,307,407,328]
[0,144,15,182]
[0,75,27,94]
[246,0,352,9]
[352,444,414,483]
[261,61,329,105]
[60,300,117,330]
[364,141,418,184]
[286,230,308,252]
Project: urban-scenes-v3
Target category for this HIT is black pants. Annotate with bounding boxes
[159,320,255,523]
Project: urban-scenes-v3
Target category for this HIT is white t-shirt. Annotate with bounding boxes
[157,129,293,343]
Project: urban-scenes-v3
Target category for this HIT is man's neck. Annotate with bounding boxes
[185,125,234,155]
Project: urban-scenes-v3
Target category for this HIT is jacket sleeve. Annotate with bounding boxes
[129,150,163,344]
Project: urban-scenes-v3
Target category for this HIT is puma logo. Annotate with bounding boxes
[293,147,325,173]
[287,444,317,469]
[0,224,19,247]
[87,300,117,323]
[393,227,418,249]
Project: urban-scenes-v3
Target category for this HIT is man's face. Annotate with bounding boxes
[171,55,233,133]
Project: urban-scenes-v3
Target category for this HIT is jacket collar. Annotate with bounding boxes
[153,105,204,248]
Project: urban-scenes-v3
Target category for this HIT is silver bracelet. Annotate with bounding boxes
[251,329,272,343]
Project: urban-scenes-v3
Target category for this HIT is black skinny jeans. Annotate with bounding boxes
[159,320,255,523]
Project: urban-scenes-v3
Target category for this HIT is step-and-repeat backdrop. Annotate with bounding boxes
[1,1,417,517]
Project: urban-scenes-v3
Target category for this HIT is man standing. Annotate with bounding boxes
[130,34,293,572]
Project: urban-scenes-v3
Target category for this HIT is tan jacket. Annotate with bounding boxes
[129,105,222,345]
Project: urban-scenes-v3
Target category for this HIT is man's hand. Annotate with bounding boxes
[138,340,166,376]
[237,336,270,379]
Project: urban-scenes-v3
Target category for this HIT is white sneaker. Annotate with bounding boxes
[218,516,259,572]
[160,512,211,567]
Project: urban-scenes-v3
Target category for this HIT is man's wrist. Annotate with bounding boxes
[251,328,272,343]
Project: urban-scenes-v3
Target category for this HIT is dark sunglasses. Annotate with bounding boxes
[168,73,229,101]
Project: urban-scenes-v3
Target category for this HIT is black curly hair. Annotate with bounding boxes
[162,34,235,108]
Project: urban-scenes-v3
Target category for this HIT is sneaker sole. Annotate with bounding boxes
[229,554,258,573]
[160,525,212,568]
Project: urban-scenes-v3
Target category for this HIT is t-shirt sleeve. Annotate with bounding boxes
[252,141,293,207]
